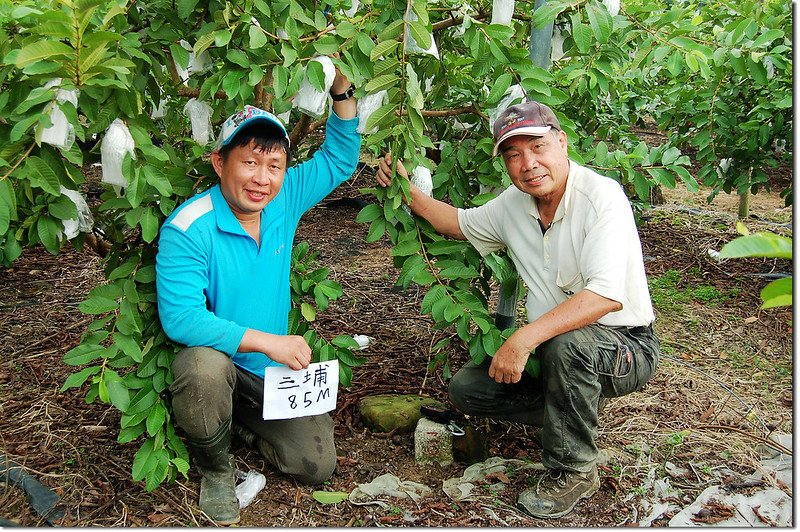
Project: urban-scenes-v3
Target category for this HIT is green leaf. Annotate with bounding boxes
[585,2,612,44]
[364,103,397,133]
[370,40,400,61]
[37,216,60,253]
[661,147,681,165]
[106,378,131,411]
[48,195,78,220]
[305,60,326,92]
[14,40,75,67]
[249,25,268,49]
[365,218,386,243]
[312,491,349,504]
[719,232,792,260]
[26,156,62,195]
[79,295,120,314]
[571,15,592,54]
[408,20,432,51]
[485,73,513,106]
[227,49,250,68]
[532,1,568,29]
[355,203,382,223]
[365,74,398,94]
[177,0,200,18]
[60,366,102,391]
[146,402,167,436]
[301,302,316,321]
[760,277,791,309]
[64,344,105,366]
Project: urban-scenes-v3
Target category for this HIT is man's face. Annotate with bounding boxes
[500,130,570,203]
[211,141,288,219]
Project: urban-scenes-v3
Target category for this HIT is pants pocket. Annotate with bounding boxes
[595,335,644,397]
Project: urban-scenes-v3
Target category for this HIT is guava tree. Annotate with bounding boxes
[0,0,783,492]
[609,0,792,216]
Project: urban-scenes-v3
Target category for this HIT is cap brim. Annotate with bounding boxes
[492,126,553,156]
[218,116,290,149]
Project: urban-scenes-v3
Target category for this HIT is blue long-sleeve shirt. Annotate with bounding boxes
[156,112,361,377]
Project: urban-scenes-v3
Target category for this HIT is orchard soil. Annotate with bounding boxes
[0,157,792,527]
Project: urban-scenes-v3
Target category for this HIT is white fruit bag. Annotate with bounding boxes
[174,40,212,83]
[488,84,525,129]
[404,8,439,58]
[40,79,79,151]
[357,90,388,134]
[60,186,94,239]
[100,118,136,192]
[603,0,620,16]
[343,0,359,17]
[295,56,336,119]
[491,0,515,26]
[183,98,213,146]
[403,164,434,214]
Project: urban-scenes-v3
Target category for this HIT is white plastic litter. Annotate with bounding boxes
[40,79,79,151]
[348,473,431,509]
[183,98,213,146]
[668,486,791,527]
[603,0,620,16]
[295,56,336,119]
[357,90,388,134]
[100,118,136,192]
[442,457,543,501]
[487,84,526,130]
[59,187,94,239]
[235,470,267,509]
[404,8,439,58]
[352,334,374,350]
[491,0,515,26]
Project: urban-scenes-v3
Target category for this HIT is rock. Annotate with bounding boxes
[359,394,444,434]
[414,417,453,466]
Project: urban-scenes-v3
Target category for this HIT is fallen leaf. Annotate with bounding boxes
[484,472,510,484]
[744,316,758,324]
[147,513,171,524]
[312,490,350,504]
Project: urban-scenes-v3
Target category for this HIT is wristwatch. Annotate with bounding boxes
[330,83,355,101]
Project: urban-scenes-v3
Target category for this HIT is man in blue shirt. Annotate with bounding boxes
[156,71,360,524]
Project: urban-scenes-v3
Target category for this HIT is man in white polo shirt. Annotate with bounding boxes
[375,100,659,519]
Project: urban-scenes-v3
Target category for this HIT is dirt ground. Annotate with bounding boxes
[0,161,792,527]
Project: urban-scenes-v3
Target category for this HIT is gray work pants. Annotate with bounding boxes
[448,324,659,473]
[170,347,336,485]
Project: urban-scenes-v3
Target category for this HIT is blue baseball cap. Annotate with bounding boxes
[215,105,290,150]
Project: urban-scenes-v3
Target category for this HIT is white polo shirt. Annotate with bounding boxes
[457,160,654,327]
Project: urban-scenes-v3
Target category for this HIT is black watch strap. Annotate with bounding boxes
[330,83,355,101]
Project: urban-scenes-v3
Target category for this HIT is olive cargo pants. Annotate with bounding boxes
[170,347,336,485]
[448,324,660,473]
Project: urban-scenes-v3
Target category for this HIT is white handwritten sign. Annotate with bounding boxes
[262,360,339,420]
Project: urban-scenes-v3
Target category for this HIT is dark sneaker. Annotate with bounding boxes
[517,466,600,518]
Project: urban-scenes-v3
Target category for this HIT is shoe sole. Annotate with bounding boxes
[211,515,241,525]
[519,484,600,519]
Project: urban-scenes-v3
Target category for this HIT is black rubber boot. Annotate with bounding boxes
[188,419,240,525]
